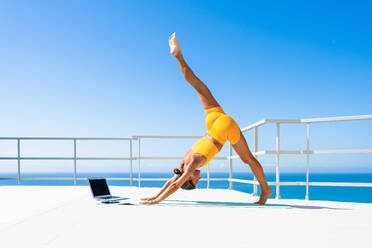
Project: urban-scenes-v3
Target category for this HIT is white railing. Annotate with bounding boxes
[235,114,372,200]
[0,114,371,200]
[0,137,134,186]
[0,136,229,188]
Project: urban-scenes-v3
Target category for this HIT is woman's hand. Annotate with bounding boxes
[140,196,156,201]
[138,175,179,205]
[139,198,160,205]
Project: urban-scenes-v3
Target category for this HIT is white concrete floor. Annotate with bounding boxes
[1,186,371,248]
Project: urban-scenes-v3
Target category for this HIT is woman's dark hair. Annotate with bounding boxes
[173,168,182,175]
[181,180,196,190]
[173,168,196,190]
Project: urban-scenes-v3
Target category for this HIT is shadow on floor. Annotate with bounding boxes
[158,199,351,210]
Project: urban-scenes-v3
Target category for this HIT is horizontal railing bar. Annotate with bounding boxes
[19,177,78,181]
[0,177,230,182]
[3,148,368,160]
[0,137,133,140]
[138,156,187,160]
[241,120,267,132]
[131,178,229,181]
[103,178,132,180]
[77,157,134,160]
[230,179,256,184]
[1,148,369,161]
[309,182,372,187]
[301,114,372,123]
[138,156,228,160]
[76,177,132,181]
[262,150,303,155]
[131,178,168,181]
[228,155,240,159]
[0,155,231,160]
[201,178,229,181]
[0,157,75,160]
[242,119,304,132]
[1,177,371,187]
[132,135,202,139]
[230,179,372,187]
[311,149,372,154]
[254,151,268,156]
[241,114,372,132]
[0,157,135,160]
[1,177,132,181]
[228,149,372,157]
[74,138,132,140]
[250,150,308,155]
[266,119,302,124]
[269,181,306,186]
[242,119,302,132]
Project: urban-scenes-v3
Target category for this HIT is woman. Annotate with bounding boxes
[140,33,272,205]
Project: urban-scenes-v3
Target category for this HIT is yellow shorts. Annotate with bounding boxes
[191,106,241,167]
[191,136,219,167]
[205,106,241,145]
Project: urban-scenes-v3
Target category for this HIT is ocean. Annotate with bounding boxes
[1,172,372,203]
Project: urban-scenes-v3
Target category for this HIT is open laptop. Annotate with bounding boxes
[88,178,128,202]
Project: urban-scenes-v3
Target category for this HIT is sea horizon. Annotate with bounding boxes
[1,172,371,204]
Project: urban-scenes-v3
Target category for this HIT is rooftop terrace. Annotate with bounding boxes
[1,186,371,248]
[1,114,371,247]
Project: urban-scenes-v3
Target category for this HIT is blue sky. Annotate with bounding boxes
[0,1,371,173]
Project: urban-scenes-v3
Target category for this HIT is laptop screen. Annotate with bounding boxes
[88,178,110,197]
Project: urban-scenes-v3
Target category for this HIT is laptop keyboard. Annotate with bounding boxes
[97,196,128,200]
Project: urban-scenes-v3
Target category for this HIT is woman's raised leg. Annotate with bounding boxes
[232,131,273,204]
[169,33,219,109]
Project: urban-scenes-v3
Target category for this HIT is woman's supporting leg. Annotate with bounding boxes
[232,131,273,204]
[169,33,220,109]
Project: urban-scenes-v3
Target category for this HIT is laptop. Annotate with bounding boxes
[88,178,128,202]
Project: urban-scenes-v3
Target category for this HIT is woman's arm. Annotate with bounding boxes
[141,149,191,201]
[140,162,199,204]
[140,175,179,201]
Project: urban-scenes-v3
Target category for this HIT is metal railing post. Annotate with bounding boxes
[229,143,233,190]
[207,164,210,189]
[130,139,133,186]
[138,137,141,188]
[305,124,310,200]
[276,123,281,199]
[253,127,258,196]
[17,139,21,185]
[73,139,77,186]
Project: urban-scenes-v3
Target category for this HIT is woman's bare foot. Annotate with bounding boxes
[254,188,273,205]
[168,32,182,57]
